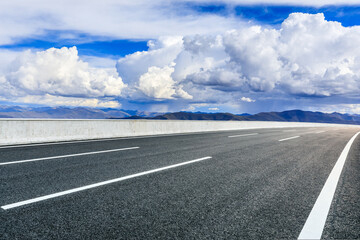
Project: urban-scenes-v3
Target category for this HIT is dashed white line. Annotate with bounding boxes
[298,131,360,240]
[228,133,258,138]
[299,132,313,135]
[1,156,212,210]
[283,129,297,132]
[278,136,300,142]
[0,147,139,166]
[315,131,326,134]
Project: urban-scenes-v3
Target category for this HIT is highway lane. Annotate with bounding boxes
[0,127,332,203]
[0,126,359,239]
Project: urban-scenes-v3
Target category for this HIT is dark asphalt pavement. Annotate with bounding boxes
[0,127,359,239]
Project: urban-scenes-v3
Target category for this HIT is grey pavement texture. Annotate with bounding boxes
[0,127,359,239]
[323,131,360,239]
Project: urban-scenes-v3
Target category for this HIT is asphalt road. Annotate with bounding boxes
[0,126,359,239]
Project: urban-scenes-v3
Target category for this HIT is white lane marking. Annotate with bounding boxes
[299,132,313,135]
[278,136,300,142]
[298,131,360,240]
[0,147,139,166]
[283,129,297,132]
[1,156,212,210]
[228,133,258,138]
[300,130,328,135]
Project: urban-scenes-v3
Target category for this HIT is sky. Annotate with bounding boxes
[2,0,360,114]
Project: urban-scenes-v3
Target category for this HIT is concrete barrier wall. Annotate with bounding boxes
[0,119,358,146]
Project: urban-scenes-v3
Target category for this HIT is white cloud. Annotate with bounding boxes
[5,46,126,97]
[117,36,184,85]
[138,65,192,99]
[0,46,125,108]
[223,26,281,92]
[278,13,360,97]
[0,1,242,45]
[3,10,360,113]
[209,107,220,110]
[241,97,255,102]
[0,49,21,72]
[115,12,360,113]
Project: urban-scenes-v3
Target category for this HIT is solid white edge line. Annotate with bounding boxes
[298,131,360,240]
[228,133,258,138]
[1,156,212,210]
[0,147,139,166]
[278,136,300,142]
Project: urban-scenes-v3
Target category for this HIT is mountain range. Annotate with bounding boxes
[151,110,360,124]
[0,105,360,125]
[0,106,163,119]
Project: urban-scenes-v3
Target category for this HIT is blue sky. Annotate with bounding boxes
[2,4,360,58]
[1,1,360,114]
[0,31,149,59]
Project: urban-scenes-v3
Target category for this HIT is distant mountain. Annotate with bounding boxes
[151,110,360,125]
[152,112,248,121]
[0,106,163,119]
[1,106,359,125]
[249,110,360,124]
[237,113,251,116]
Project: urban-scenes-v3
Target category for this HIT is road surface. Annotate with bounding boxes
[0,127,359,239]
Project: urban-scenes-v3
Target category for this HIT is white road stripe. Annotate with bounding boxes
[299,130,327,135]
[0,147,139,166]
[1,156,212,210]
[278,136,300,142]
[299,132,313,135]
[228,133,258,138]
[283,129,297,132]
[298,131,360,240]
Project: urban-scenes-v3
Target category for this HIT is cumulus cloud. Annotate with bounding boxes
[0,46,125,108]
[7,46,125,97]
[116,37,193,100]
[116,13,360,112]
[3,12,360,113]
[0,0,354,44]
[241,97,255,103]
[138,65,192,99]
[117,36,183,85]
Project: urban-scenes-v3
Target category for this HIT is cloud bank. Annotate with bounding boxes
[115,13,360,113]
[0,0,242,46]
[2,13,360,113]
[0,47,125,107]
